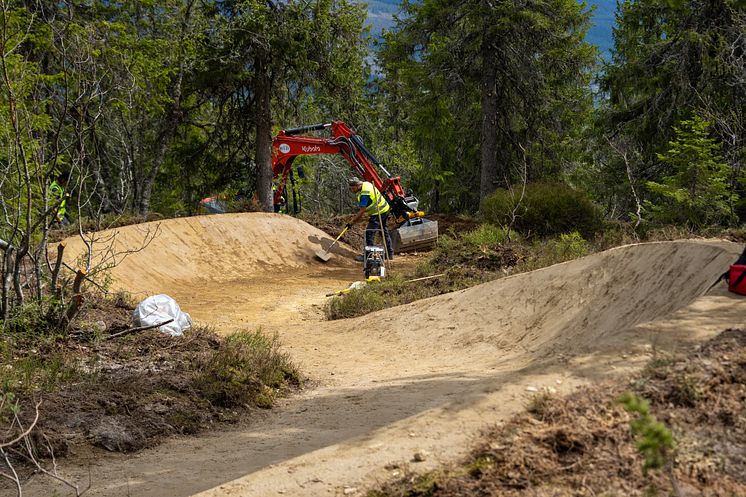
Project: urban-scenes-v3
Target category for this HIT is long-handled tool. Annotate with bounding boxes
[315,225,349,262]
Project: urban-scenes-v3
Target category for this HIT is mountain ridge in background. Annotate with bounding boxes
[363,0,616,58]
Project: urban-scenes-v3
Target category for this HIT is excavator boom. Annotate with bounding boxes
[272,121,438,252]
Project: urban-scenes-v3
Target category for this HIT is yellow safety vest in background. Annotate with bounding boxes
[50,181,66,222]
[358,181,390,217]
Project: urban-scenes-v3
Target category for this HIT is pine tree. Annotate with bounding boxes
[377,0,596,208]
[646,115,735,227]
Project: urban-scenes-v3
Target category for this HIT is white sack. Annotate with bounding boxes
[132,294,192,337]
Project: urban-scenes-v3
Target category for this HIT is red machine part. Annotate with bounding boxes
[271,121,413,221]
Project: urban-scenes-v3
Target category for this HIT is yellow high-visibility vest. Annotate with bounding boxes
[358,181,390,216]
[50,181,66,221]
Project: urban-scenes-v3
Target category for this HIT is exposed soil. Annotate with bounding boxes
[36,329,225,455]
[374,328,746,496]
[8,298,299,464]
[13,213,746,497]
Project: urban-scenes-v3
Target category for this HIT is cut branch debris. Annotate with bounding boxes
[105,319,175,340]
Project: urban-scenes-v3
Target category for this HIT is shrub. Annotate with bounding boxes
[515,231,590,272]
[482,182,603,238]
[325,281,392,320]
[0,333,82,393]
[460,224,514,247]
[193,330,300,408]
[428,227,520,273]
[324,267,495,321]
[1,301,54,335]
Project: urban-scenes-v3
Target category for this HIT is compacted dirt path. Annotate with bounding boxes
[19,213,746,497]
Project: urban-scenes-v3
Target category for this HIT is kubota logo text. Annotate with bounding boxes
[302,145,321,153]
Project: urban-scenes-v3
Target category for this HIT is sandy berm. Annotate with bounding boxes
[20,212,745,497]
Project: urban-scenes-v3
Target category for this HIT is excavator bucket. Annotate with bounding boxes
[393,218,438,253]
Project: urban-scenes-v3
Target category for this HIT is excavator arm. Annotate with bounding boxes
[272,121,438,251]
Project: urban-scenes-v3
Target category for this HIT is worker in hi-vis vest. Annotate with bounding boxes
[49,171,70,226]
[346,177,394,260]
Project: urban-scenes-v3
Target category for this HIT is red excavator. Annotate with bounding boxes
[271,121,438,252]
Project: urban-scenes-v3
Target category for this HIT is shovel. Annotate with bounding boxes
[315,225,349,262]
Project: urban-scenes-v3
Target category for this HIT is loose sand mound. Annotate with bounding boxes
[32,215,745,497]
[61,212,356,294]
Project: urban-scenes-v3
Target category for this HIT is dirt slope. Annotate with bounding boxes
[61,212,357,294]
[24,214,746,497]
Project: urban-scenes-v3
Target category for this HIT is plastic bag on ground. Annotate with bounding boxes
[132,294,192,337]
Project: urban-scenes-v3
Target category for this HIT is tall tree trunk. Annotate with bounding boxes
[138,113,180,215]
[1,246,12,320]
[479,38,499,202]
[138,66,184,216]
[255,55,274,213]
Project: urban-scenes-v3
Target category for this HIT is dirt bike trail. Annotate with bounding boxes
[18,213,745,497]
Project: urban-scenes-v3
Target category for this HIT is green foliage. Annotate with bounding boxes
[428,226,520,273]
[618,392,675,474]
[465,455,496,478]
[376,0,596,210]
[327,224,521,320]
[460,224,515,248]
[600,0,745,220]
[193,330,300,408]
[1,302,51,335]
[325,265,498,320]
[525,392,555,421]
[549,232,590,260]
[0,392,20,424]
[515,231,590,272]
[646,115,736,228]
[482,182,603,238]
[0,328,82,394]
[325,282,388,320]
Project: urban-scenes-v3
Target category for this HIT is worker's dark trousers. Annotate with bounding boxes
[366,211,394,258]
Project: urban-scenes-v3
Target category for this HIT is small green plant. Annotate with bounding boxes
[618,391,675,474]
[515,231,590,272]
[551,231,589,259]
[0,392,20,423]
[428,225,519,273]
[0,331,83,394]
[325,285,388,320]
[166,410,203,434]
[461,224,514,248]
[465,454,496,477]
[1,301,50,335]
[525,392,554,421]
[667,375,700,408]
